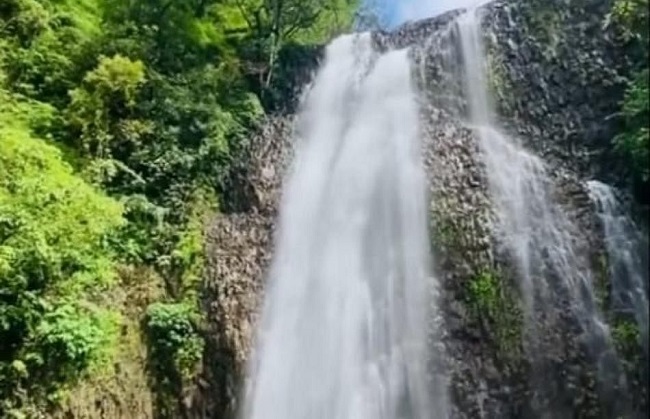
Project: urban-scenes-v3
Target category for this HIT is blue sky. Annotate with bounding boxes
[362,0,478,28]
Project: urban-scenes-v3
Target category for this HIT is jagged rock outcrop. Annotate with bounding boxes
[200,1,647,418]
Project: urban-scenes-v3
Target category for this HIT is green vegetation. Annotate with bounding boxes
[0,108,124,413]
[145,302,204,416]
[3,0,644,415]
[430,215,457,252]
[609,0,650,189]
[611,319,640,357]
[611,319,644,392]
[614,68,649,183]
[430,205,523,356]
[466,270,523,355]
[486,53,508,103]
[468,271,500,317]
[525,2,561,59]
[146,303,204,382]
[0,0,357,415]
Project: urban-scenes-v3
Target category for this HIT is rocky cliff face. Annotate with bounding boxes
[200,1,647,418]
[197,119,292,418]
[484,0,630,185]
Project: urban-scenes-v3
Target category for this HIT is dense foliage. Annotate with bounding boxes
[0,0,356,415]
[609,0,649,191]
[0,92,122,413]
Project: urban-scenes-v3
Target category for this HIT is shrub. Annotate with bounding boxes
[614,68,649,183]
[145,302,203,381]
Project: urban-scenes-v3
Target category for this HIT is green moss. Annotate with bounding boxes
[612,320,640,356]
[468,271,500,317]
[486,53,503,99]
[610,318,645,395]
[430,203,522,355]
[467,270,523,355]
[57,267,162,418]
[145,301,204,417]
[486,47,514,104]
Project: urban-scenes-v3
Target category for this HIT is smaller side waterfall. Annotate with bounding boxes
[455,7,627,414]
[587,180,650,354]
[456,8,606,332]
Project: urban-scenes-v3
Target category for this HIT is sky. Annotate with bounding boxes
[361,0,479,28]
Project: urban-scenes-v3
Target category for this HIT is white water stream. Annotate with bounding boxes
[241,34,448,419]
[454,12,631,409]
[457,8,610,343]
[588,180,649,354]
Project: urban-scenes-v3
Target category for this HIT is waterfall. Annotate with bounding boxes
[241,33,448,419]
[455,7,625,410]
[457,8,599,327]
[587,180,649,355]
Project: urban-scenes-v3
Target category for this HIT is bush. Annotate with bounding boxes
[614,68,649,183]
[145,302,203,381]
[33,304,120,386]
[611,320,641,356]
[67,54,147,159]
[1,0,101,103]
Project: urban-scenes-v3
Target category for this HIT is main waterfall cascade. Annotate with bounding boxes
[241,34,448,419]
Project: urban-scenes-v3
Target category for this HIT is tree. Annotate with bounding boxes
[67,54,147,160]
[226,0,356,86]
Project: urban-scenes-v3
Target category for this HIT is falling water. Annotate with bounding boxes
[241,34,447,419]
[457,8,598,324]
[587,180,649,354]
[455,7,623,408]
